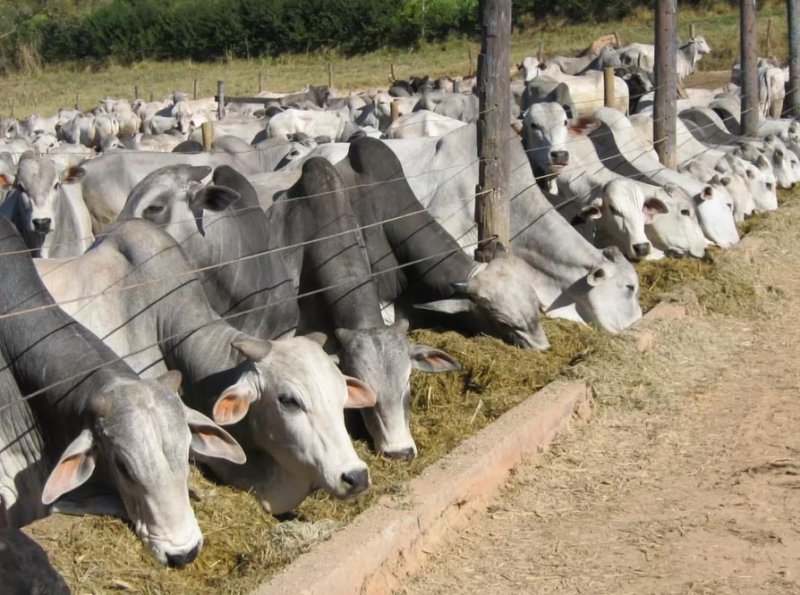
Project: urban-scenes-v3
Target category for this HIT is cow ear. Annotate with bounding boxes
[304,332,328,347]
[212,383,258,426]
[587,266,607,287]
[42,429,97,505]
[0,173,12,188]
[190,185,240,212]
[231,338,272,362]
[410,345,461,373]
[694,186,713,203]
[578,199,603,221]
[61,166,85,184]
[344,377,377,409]
[156,370,182,394]
[413,298,473,314]
[184,405,246,464]
[643,197,668,223]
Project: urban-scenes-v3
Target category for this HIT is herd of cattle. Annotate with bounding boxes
[0,32,799,589]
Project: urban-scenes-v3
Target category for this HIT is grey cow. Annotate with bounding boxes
[0,216,244,566]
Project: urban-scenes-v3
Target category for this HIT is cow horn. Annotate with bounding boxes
[451,281,470,295]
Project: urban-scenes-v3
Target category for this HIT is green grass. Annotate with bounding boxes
[0,2,790,119]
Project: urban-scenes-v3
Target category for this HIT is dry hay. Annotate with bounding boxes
[26,188,800,594]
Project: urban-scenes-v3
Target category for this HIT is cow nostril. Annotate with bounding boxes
[383,447,417,461]
[32,218,52,233]
[340,468,370,494]
[165,544,199,568]
[633,243,651,257]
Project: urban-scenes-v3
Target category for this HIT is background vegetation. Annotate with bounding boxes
[1,0,737,72]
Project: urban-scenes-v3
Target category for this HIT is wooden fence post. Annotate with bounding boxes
[787,0,800,117]
[217,80,225,120]
[327,63,333,88]
[258,72,264,93]
[134,85,140,100]
[740,0,759,136]
[390,99,400,123]
[474,0,512,262]
[766,17,773,56]
[193,78,198,100]
[654,0,678,168]
[603,67,616,108]
[201,121,214,151]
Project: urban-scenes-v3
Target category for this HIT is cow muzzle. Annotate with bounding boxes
[381,445,417,461]
[339,466,370,497]
[632,242,651,258]
[32,218,52,234]
[165,544,200,568]
[550,150,569,167]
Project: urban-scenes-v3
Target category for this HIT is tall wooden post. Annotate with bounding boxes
[258,72,264,93]
[654,0,678,168]
[134,85,140,100]
[474,0,511,262]
[603,67,616,108]
[201,121,214,151]
[193,78,198,100]
[217,80,225,120]
[740,0,759,136]
[766,17,773,56]
[327,63,334,88]
[787,0,800,116]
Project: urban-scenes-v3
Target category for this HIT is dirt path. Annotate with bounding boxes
[399,212,800,593]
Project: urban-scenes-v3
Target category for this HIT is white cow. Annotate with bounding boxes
[1,155,93,258]
[619,35,711,81]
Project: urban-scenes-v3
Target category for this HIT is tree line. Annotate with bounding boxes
[1,0,726,72]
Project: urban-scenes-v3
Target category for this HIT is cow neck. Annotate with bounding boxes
[183,207,299,340]
[343,167,475,299]
[0,221,138,451]
[281,187,385,330]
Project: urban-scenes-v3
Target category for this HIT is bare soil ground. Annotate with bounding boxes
[399,205,800,594]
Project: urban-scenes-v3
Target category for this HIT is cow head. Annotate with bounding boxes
[335,320,460,461]
[211,336,376,515]
[4,155,85,257]
[691,183,739,248]
[570,246,642,333]
[118,164,240,245]
[645,184,708,259]
[415,246,549,350]
[522,102,571,177]
[590,179,666,260]
[41,373,244,567]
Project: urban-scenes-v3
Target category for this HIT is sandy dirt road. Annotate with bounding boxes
[398,205,800,594]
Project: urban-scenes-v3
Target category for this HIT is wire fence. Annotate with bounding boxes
[0,80,793,414]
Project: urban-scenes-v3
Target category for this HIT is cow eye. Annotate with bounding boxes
[277,394,302,411]
[626,284,636,292]
[680,208,690,216]
[766,183,774,190]
[609,205,622,216]
[143,204,164,216]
